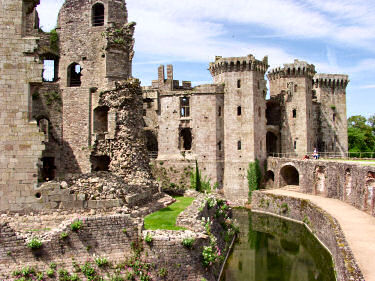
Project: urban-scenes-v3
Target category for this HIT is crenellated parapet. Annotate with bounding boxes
[267,59,316,80]
[209,54,269,76]
[313,74,349,89]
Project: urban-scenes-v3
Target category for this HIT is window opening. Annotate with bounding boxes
[92,3,105,26]
[292,109,297,118]
[180,97,190,117]
[333,113,336,123]
[67,63,81,87]
[91,155,111,172]
[218,141,222,151]
[294,140,297,149]
[237,79,241,88]
[43,60,55,82]
[237,106,241,116]
[237,140,242,150]
[180,128,192,150]
[41,157,56,181]
[218,106,222,117]
[257,81,260,89]
[93,106,109,133]
[294,84,298,93]
[38,118,49,142]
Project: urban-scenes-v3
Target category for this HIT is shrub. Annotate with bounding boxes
[122,228,127,234]
[95,257,109,267]
[182,237,195,249]
[247,159,262,198]
[145,233,153,244]
[58,269,70,281]
[70,274,81,281]
[70,220,83,232]
[46,269,55,278]
[27,238,42,249]
[49,262,57,269]
[190,160,201,192]
[202,245,218,267]
[80,262,96,279]
[60,232,69,239]
[158,267,168,277]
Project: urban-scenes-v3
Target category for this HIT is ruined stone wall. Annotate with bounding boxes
[31,83,63,179]
[209,55,268,204]
[156,82,225,188]
[267,157,375,216]
[0,195,234,281]
[251,191,364,281]
[57,0,134,174]
[268,60,316,156]
[0,0,45,212]
[313,74,349,155]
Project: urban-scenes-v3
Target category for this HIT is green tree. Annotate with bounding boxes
[347,115,375,157]
[247,159,262,199]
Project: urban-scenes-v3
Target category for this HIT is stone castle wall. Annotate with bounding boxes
[251,191,364,281]
[267,157,375,216]
[0,0,45,212]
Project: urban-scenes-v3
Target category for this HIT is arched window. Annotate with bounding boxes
[67,63,81,87]
[92,3,105,26]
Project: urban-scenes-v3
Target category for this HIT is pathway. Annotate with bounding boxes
[264,187,375,281]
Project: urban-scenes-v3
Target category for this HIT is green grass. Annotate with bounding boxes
[144,197,194,230]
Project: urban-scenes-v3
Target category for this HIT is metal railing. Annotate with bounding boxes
[268,152,375,160]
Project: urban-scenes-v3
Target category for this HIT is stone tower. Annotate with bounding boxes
[313,74,349,155]
[209,55,269,203]
[268,60,316,156]
[57,0,135,173]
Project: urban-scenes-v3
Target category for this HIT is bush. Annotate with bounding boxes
[95,257,109,267]
[182,237,195,249]
[247,159,262,198]
[145,233,153,244]
[80,262,96,279]
[27,238,42,249]
[60,232,69,239]
[158,267,168,278]
[70,220,83,232]
[46,269,55,278]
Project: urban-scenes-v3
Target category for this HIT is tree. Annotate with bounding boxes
[247,159,262,199]
[347,115,375,157]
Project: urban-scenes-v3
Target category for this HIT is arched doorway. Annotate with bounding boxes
[67,62,82,87]
[280,165,299,186]
[266,131,278,155]
[92,3,105,26]
[265,170,275,188]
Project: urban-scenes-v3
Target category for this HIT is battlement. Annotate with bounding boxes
[313,73,349,88]
[153,64,192,91]
[208,54,269,76]
[268,59,316,80]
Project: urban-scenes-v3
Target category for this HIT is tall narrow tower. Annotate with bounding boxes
[209,55,269,204]
[313,74,349,155]
[57,0,135,173]
[268,60,316,156]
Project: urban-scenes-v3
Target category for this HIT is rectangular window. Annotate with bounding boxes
[237,79,241,88]
[218,106,222,117]
[180,97,190,117]
[292,109,297,118]
[238,140,242,150]
[43,60,55,82]
[294,140,297,149]
[218,141,222,151]
[237,106,241,116]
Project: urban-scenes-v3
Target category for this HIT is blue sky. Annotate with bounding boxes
[37,0,375,118]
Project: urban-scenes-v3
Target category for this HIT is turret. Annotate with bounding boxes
[209,54,269,204]
[313,74,349,155]
[267,60,316,156]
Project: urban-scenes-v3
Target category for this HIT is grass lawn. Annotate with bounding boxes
[144,196,195,230]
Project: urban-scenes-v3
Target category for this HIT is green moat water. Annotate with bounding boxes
[222,210,336,281]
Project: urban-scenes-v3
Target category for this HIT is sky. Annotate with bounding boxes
[37,0,375,118]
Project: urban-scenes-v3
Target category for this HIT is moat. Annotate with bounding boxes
[222,209,336,281]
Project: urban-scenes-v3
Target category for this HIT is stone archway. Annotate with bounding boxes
[344,168,352,202]
[265,170,275,188]
[280,165,299,187]
[365,177,375,215]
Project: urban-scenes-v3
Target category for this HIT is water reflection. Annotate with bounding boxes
[222,210,336,281]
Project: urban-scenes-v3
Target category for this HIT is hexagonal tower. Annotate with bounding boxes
[313,74,349,155]
[268,60,316,156]
[209,55,269,204]
[57,0,135,173]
